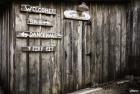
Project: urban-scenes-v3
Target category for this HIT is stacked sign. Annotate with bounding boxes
[18,4,61,52]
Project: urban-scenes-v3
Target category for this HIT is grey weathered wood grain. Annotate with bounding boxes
[9,3,15,94]
[94,6,103,83]
[82,21,91,86]
[15,3,27,94]
[28,3,40,94]
[2,9,8,89]
[63,19,73,92]
[0,10,2,80]
[53,2,61,94]
[1,0,139,94]
[109,6,117,81]
[11,1,129,94]
[72,21,82,89]
[0,5,14,94]
[49,2,61,94]
[62,3,75,93]
[9,3,140,94]
[41,2,52,94]
[102,6,109,82]
[115,6,121,78]
[121,7,127,75]
[90,4,96,85]
[6,9,10,94]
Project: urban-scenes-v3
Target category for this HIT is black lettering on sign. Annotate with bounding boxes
[16,31,62,39]
[27,18,53,27]
[21,4,56,15]
[22,46,55,52]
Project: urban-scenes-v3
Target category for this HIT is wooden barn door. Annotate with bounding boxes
[60,2,92,93]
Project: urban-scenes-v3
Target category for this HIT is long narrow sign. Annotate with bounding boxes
[27,18,53,27]
[22,46,55,52]
[16,31,62,39]
[21,4,56,15]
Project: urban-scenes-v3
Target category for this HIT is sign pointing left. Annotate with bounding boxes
[16,31,62,39]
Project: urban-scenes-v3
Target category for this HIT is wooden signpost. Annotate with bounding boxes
[64,10,90,21]
[16,31,62,39]
[21,4,56,15]
[22,46,55,52]
[27,18,53,26]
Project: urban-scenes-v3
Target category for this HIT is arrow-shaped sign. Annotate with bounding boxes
[16,31,62,39]
[27,18,53,27]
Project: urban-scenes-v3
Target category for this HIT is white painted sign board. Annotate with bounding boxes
[27,18,53,27]
[16,31,62,39]
[22,46,55,52]
[64,10,90,21]
[21,4,56,15]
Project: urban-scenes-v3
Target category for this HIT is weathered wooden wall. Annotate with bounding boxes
[12,1,128,94]
[0,5,14,94]
[127,0,140,76]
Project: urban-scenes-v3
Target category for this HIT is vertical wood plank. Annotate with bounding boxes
[40,2,54,94]
[102,6,109,82]
[82,21,91,86]
[50,2,61,94]
[121,7,127,76]
[62,3,75,93]
[72,21,82,89]
[6,9,10,94]
[15,3,27,94]
[63,19,73,92]
[108,6,117,81]
[28,3,40,94]
[126,4,133,74]
[131,2,137,75]
[90,4,96,85]
[60,2,65,94]
[54,1,61,94]
[10,3,15,94]
[115,6,121,79]
[95,6,103,83]
[2,9,8,90]
[0,10,2,80]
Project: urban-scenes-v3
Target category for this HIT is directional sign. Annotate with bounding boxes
[27,18,53,27]
[22,46,55,52]
[64,10,90,21]
[21,4,56,15]
[16,31,62,39]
